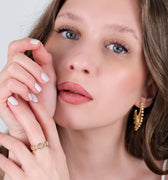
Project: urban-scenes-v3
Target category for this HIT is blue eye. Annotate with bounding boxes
[62,31,78,40]
[107,44,128,54]
[56,28,79,40]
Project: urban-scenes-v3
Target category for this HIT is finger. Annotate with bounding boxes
[7,38,53,83]
[32,44,56,83]
[0,133,36,173]
[0,78,31,103]
[7,96,46,148]
[0,154,25,180]
[0,79,33,139]
[11,53,50,84]
[29,102,62,151]
[32,43,53,66]
[8,38,41,60]
[6,62,42,94]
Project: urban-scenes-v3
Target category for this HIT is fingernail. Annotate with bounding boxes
[30,39,39,45]
[35,83,42,92]
[30,93,38,103]
[8,96,19,106]
[41,72,49,82]
[28,93,33,101]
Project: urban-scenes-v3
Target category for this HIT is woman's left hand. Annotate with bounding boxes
[0,96,70,180]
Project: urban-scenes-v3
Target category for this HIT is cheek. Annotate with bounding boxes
[118,69,145,94]
[101,64,146,108]
[93,66,147,125]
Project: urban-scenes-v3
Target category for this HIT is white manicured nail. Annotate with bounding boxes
[28,93,33,101]
[31,93,38,103]
[8,96,18,106]
[41,72,49,82]
[35,83,42,92]
[30,39,39,45]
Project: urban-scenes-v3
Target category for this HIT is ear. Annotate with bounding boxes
[135,77,157,108]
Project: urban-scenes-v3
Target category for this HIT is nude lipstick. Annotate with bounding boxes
[57,81,93,105]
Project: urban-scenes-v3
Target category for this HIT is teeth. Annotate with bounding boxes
[64,89,84,96]
[69,90,78,94]
[64,90,78,94]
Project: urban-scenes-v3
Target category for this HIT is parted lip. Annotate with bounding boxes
[57,81,93,100]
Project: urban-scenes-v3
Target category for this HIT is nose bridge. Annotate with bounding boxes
[66,40,99,77]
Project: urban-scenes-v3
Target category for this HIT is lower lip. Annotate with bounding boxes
[58,91,92,105]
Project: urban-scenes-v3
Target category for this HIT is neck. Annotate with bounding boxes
[57,120,137,179]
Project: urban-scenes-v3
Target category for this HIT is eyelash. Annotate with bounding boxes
[105,40,130,54]
[55,26,130,54]
[55,26,80,39]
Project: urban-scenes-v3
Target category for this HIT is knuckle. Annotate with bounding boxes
[7,62,18,74]
[6,79,29,95]
[12,53,21,62]
[30,124,42,135]
[21,85,29,95]
[28,75,36,83]
[8,40,18,52]
[6,79,15,88]
[18,83,29,95]
[3,159,12,171]
[12,140,23,151]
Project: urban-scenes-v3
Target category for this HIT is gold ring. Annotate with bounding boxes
[30,141,49,152]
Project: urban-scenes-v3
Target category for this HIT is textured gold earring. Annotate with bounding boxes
[134,103,144,131]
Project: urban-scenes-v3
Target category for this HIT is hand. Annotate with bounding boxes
[0,38,56,141]
[0,38,57,179]
[0,96,70,180]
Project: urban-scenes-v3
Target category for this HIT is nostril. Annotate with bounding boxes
[70,65,74,70]
[69,64,90,74]
[83,69,89,74]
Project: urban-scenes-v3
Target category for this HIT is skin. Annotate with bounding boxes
[0,0,163,179]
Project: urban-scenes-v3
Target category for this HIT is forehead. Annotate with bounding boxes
[59,0,140,25]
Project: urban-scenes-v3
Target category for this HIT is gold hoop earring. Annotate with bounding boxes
[134,103,144,131]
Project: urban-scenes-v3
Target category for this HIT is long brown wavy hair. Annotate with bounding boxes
[1,0,168,176]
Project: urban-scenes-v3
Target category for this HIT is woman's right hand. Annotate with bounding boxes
[0,38,57,147]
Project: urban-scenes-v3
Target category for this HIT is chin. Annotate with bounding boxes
[54,102,93,130]
[54,113,84,130]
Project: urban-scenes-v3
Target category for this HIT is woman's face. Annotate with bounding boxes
[45,0,147,130]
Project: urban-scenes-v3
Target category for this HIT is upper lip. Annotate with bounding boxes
[57,81,93,100]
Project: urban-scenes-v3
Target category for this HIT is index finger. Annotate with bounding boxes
[8,38,41,60]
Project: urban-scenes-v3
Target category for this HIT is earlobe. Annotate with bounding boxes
[135,98,154,108]
[135,77,157,108]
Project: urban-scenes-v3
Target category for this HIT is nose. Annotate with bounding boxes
[66,50,99,77]
[68,61,91,75]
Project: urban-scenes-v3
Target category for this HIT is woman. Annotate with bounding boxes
[0,0,167,179]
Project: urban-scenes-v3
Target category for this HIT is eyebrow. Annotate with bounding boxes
[105,24,138,41]
[57,12,83,22]
[57,12,139,41]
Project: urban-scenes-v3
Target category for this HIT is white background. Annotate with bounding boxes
[0,0,52,133]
